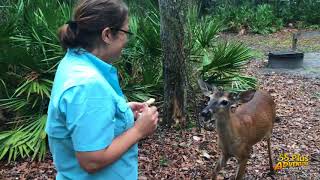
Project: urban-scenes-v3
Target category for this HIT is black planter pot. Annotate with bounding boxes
[268,51,304,69]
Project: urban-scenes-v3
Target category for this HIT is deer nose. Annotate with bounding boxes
[201,109,211,118]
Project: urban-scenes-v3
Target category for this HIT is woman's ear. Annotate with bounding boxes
[101,27,112,44]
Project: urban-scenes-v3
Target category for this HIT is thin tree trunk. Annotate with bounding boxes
[159,0,187,128]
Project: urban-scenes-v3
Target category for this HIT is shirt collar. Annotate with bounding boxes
[67,48,124,97]
[68,48,116,72]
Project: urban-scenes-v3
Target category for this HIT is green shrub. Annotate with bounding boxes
[250,4,283,34]
[199,42,256,92]
[0,0,72,162]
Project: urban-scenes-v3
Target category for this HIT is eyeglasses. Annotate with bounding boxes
[111,28,134,36]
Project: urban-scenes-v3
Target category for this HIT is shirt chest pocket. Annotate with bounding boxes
[114,99,134,135]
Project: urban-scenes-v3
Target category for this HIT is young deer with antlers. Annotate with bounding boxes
[198,80,276,180]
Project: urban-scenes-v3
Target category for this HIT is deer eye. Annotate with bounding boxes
[220,100,229,106]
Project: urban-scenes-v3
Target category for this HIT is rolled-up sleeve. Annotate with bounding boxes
[59,80,116,152]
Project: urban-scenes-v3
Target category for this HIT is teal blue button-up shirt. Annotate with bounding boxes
[45,48,137,180]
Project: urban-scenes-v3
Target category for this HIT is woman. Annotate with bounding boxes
[45,0,159,179]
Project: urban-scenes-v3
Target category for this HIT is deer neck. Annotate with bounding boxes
[215,113,235,143]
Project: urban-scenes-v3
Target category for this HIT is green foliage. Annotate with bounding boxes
[195,17,222,49]
[209,0,319,32]
[199,42,256,92]
[273,0,320,26]
[185,3,256,93]
[250,4,283,34]
[0,0,72,162]
[215,5,253,33]
[0,115,47,162]
[214,3,283,34]
[185,5,222,54]
[185,4,201,55]
[303,1,320,25]
[119,1,162,102]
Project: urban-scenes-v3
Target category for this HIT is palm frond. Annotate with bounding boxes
[0,98,28,112]
[195,17,222,49]
[199,41,256,91]
[0,115,47,162]
[13,77,52,100]
[123,84,161,102]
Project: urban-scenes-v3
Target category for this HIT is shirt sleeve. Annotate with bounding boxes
[59,80,117,152]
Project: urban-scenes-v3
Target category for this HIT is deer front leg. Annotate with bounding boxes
[235,156,249,180]
[212,154,229,179]
[267,138,275,175]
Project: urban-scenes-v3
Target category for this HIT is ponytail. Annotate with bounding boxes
[58,23,78,50]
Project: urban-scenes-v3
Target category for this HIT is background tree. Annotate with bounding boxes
[159,0,187,128]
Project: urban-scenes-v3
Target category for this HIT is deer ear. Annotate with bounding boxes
[197,79,216,97]
[228,92,238,101]
[238,89,256,103]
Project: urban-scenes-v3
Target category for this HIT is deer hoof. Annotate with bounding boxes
[267,170,276,176]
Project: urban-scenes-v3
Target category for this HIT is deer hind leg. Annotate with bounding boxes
[212,154,229,180]
[267,137,275,174]
[235,156,249,180]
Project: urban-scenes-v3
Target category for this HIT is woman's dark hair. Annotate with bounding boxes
[58,0,128,50]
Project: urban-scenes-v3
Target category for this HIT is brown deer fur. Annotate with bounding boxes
[198,80,275,180]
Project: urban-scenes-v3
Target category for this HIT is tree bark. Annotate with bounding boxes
[159,0,187,128]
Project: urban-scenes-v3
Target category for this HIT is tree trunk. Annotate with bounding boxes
[159,0,187,128]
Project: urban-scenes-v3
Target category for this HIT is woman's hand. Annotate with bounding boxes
[133,106,159,138]
[128,102,146,119]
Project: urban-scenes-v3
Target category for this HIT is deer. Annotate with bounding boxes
[198,79,276,180]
